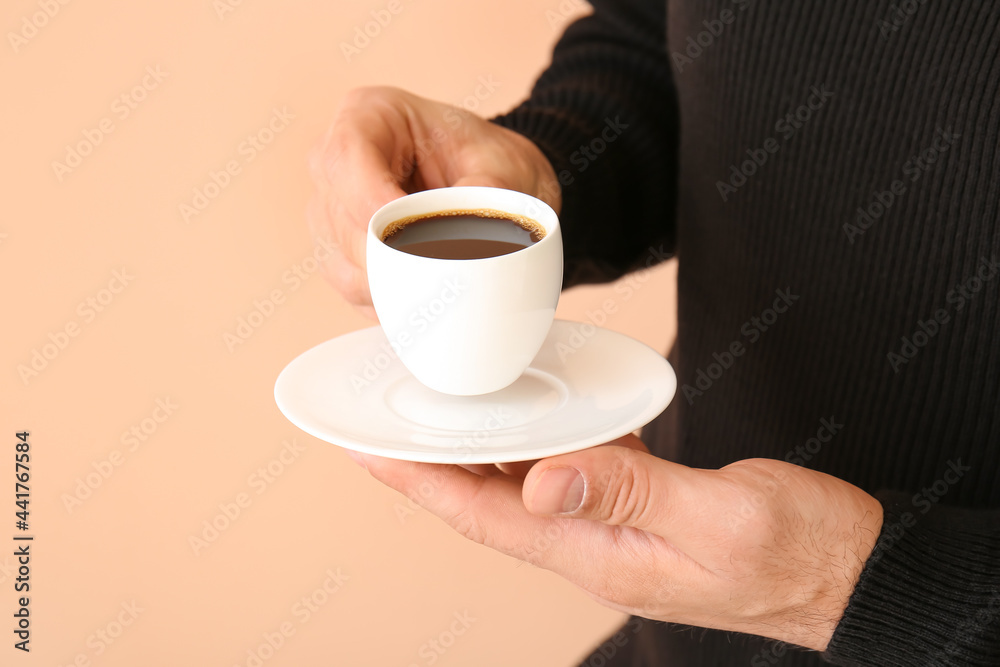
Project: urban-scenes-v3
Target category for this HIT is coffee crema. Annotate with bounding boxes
[381,209,545,260]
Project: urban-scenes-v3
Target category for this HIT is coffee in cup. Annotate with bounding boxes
[381,209,545,260]
[366,187,562,396]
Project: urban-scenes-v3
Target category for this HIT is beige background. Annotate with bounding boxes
[3,1,676,665]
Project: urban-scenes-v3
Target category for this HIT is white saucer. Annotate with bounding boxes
[274,320,676,464]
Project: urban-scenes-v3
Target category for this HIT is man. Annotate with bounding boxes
[308,1,1000,664]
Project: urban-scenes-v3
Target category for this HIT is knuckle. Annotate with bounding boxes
[439,477,490,546]
[591,451,654,526]
[341,86,404,115]
[324,257,369,306]
[724,459,789,499]
[338,273,372,308]
[342,85,386,105]
[718,461,788,533]
[447,507,487,546]
[314,138,349,183]
[313,118,357,178]
[314,205,363,260]
[339,87,373,111]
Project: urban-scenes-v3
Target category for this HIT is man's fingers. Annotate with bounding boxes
[356,454,610,573]
[328,141,408,231]
[359,455,545,553]
[450,173,515,190]
[496,436,647,479]
[459,463,505,477]
[318,244,371,309]
[308,139,409,311]
[351,448,708,607]
[522,439,719,548]
[494,460,537,477]
[607,433,650,454]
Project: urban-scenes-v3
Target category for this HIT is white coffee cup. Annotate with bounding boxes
[367,186,562,396]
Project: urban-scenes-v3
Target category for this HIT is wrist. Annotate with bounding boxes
[773,493,884,651]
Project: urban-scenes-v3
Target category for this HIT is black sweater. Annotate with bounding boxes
[493,1,1000,665]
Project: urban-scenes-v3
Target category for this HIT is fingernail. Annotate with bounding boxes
[532,467,584,515]
[346,450,367,470]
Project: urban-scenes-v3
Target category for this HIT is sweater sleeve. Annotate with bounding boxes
[491,0,678,289]
[825,491,1000,666]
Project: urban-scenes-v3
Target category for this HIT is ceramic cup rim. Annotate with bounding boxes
[367,186,560,264]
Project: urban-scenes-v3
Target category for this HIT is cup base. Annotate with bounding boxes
[383,368,567,431]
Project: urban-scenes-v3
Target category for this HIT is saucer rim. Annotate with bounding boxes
[274,320,676,464]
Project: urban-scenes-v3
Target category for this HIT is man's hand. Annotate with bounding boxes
[350,436,883,652]
[308,86,561,319]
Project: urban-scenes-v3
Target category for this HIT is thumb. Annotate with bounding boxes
[522,438,707,536]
